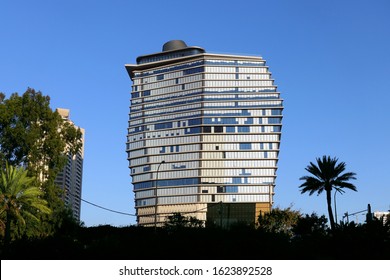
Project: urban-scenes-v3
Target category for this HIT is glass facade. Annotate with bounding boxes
[125,41,283,226]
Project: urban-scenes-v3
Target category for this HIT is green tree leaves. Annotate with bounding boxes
[0,88,83,240]
[0,88,82,182]
[0,162,51,244]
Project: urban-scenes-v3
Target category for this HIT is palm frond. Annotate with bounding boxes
[300,156,357,194]
[0,161,52,240]
[299,156,357,231]
[299,176,324,195]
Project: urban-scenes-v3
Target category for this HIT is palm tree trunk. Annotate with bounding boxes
[326,188,335,231]
[4,211,12,247]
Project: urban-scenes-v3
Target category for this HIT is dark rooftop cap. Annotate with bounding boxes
[133,40,205,65]
[162,40,188,52]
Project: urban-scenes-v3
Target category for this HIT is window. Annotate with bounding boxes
[155,122,173,130]
[216,146,219,150]
[268,118,281,124]
[273,126,281,132]
[142,90,151,96]
[232,178,241,184]
[226,186,238,193]
[214,126,223,133]
[188,118,201,126]
[157,74,164,80]
[239,143,252,150]
[157,178,199,187]
[134,181,153,190]
[238,126,250,133]
[244,118,253,124]
[217,186,225,193]
[203,126,211,133]
[143,166,151,172]
[226,126,235,132]
[183,66,204,75]
[173,164,186,169]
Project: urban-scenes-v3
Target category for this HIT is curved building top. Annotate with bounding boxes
[136,40,205,64]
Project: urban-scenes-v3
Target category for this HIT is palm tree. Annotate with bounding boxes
[0,162,51,245]
[299,156,357,231]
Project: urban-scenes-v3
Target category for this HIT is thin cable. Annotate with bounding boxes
[80,197,136,216]
[76,191,223,218]
[66,190,136,216]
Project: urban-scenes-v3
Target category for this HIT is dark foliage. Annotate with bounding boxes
[1,217,389,260]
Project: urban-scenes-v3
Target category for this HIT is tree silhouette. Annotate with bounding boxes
[299,156,357,231]
[257,206,301,238]
[0,162,51,245]
[164,212,204,230]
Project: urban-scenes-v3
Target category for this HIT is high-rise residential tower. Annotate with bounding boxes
[55,108,85,221]
[125,40,283,227]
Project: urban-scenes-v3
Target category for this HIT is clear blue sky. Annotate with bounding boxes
[1,0,389,226]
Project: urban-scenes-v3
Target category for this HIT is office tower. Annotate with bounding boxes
[55,108,85,221]
[125,40,283,227]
